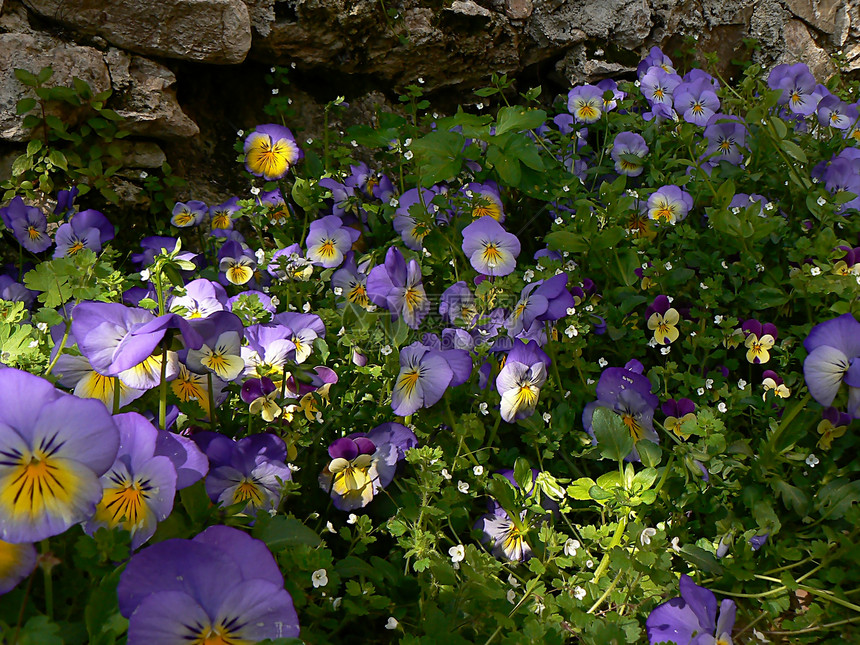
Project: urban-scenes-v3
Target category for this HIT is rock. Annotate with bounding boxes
[528,0,651,49]
[784,0,841,37]
[446,1,493,19]
[105,50,200,140]
[0,32,111,141]
[243,0,276,37]
[23,0,252,64]
[114,141,167,168]
[776,19,837,81]
[505,0,534,21]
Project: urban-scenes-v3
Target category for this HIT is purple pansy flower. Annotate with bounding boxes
[218,240,257,286]
[742,319,778,365]
[242,323,297,378]
[703,115,747,166]
[118,525,300,643]
[366,247,430,329]
[818,95,859,130]
[170,278,229,320]
[1,197,52,253]
[391,341,472,416]
[461,216,521,277]
[244,124,302,181]
[71,301,203,390]
[568,85,604,123]
[185,311,246,382]
[171,200,208,228]
[84,412,177,549]
[305,214,361,268]
[647,185,693,225]
[209,197,240,230]
[464,182,505,222]
[646,575,736,645]
[392,187,440,250]
[817,406,852,449]
[640,67,682,106]
[596,78,626,111]
[583,361,660,460]
[768,62,823,115]
[319,422,418,511]
[331,251,370,308]
[803,314,860,418]
[53,209,115,258]
[192,432,293,515]
[663,398,696,439]
[646,295,681,345]
[673,78,720,126]
[241,377,283,422]
[506,272,575,336]
[0,367,120,543]
[54,186,79,217]
[439,281,477,326]
[496,340,551,422]
[637,47,675,78]
[0,540,37,594]
[611,131,649,177]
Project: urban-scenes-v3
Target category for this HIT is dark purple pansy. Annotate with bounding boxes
[646,575,735,645]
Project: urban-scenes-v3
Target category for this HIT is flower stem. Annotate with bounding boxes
[43,319,70,377]
[207,372,217,430]
[39,540,53,619]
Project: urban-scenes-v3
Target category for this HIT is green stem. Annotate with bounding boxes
[765,616,860,636]
[12,571,35,644]
[43,319,70,377]
[588,567,625,614]
[767,392,811,452]
[590,514,627,584]
[39,540,53,620]
[207,372,217,430]
[485,414,503,450]
[113,377,122,414]
[157,333,171,431]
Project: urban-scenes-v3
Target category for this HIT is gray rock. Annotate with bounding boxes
[0,32,111,141]
[505,0,534,21]
[105,49,200,139]
[24,0,252,64]
[113,140,167,168]
[528,0,651,49]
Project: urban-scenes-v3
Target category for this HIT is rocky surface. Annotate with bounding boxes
[0,0,857,207]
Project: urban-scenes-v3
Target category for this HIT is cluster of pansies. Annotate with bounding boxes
[0,43,859,643]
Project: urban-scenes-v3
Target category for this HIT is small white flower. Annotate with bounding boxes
[564,390,571,398]
[272,88,279,95]
[585,559,594,568]
[563,538,580,556]
[351,140,358,147]
[473,465,484,476]
[731,207,740,215]
[565,324,578,338]
[270,296,280,307]
[660,346,671,355]
[690,331,697,337]
[449,544,465,563]
[380,345,393,356]
[586,378,595,385]
[765,202,775,211]
[441,468,452,480]
[418,77,424,84]
[255,248,265,262]
[566,307,576,316]
[699,282,708,290]
[697,387,706,396]
[36,322,48,333]
[584,304,594,312]
[270,66,277,72]
[325,521,336,533]
[562,184,570,192]
[307,138,314,144]
[523,269,535,282]
[598,357,608,368]
[648,338,658,348]
[806,453,819,467]
[312,569,328,588]
[385,617,399,630]
[738,379,747,389]
[706,378,714,389]
[542,412,552,423]
[671,537,682,553]
[250,186,261,196]
[573,586,587,600]
[333,286,343,296]
[332,596,342,610]
[139,171,148,179]
[721,260,728,269]
[139,269,151,281]
[664,262,673,270]
[640,527,657,545]
[508,574,520,588]
[756,263,765,273]
[507,589,517,603]
[479,402,489,416]
[817,196,826,206]
[421,248,431,257]
[810,266,821,276]
[457,481,470,493]
[404,150,414,160]
[714,315,723,324]
[532,600,545,615]
[555,217,564,225]
[476,102,484,110]
[753,628,770,642]
[347,513,358,525]
[718,402,727,413]
[337,326,346,336]
[236,129,244,137]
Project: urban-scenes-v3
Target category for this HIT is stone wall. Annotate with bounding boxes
[1,0,857,206]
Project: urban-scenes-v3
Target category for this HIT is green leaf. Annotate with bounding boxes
[253,515,321,549]
[513,456,532,493]
[179,481,211,524]
[16,97,37,114]
[679,543,724,574]
[592,407,634,462]
[48,149,68,171]
[567,477,597,500]
[636,440,662,467]
[545,231,590,253]
[773,480,810,516]
[779,139,808,163]
[816,478,860,520]
[495,106,547,136]
[37,66,54,84]
[14,68,39,87]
